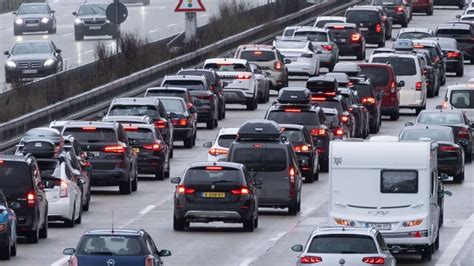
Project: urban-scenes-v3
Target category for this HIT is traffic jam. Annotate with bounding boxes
[1,0,474,265]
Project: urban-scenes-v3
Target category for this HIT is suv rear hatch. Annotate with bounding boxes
[345,10,381,35]
[237,50,278,71]
[162,80,213,108]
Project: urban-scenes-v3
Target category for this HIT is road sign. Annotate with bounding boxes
[175,0,206,12]
[106,2,128,24]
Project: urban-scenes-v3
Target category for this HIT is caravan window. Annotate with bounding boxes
[381,170,418,194]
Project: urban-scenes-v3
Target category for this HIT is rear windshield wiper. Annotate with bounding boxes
[211,180,235,185]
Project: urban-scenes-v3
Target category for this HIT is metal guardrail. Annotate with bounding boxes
[0,0,361,152]
[0,0,21,14]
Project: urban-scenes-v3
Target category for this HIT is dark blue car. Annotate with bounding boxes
[0,190,17,260]
[63,229,171,266]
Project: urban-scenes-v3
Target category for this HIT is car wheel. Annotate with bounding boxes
[206,119,215,129]
[421,245,432,261]
[131,174,138,191]
[83,193,90,212]
[165,162,170,179]
[254,215,259,229]
[65,205,75,228]
[10,240,17,257]
[75,205,82,224]
[320,160,329,173]
[173,215,187,231]
[427,6,433,16]
[453,169,465,183]
[183,136,193,148]
[0,243,10,260]
[402,20,408,28]
[378,39,385,48]
[456,67,464,77]
[48,26,54,34]
[119,175,132,194]
[435,233,440,250]
[27,227,39,243]
[288,201,298,216]
[243,216,255,232]
[155,167,165,181]
[313,167,319,181]
[356,50,364,61]
[5,75,13,84]
[74,31,83,41]
[303,172,314,184]
[246,98,257,111]
[390,110,400,121]
[39,218,48,239]
[13,28,21,36]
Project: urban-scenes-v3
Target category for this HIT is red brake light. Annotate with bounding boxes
[124,126,138,131]
[362,257,385,264]
[27,191,36,207]
[285,108,301,113]
[439,145,458,152]
[413,44,424,49]
[341,115,349,123]
[300,256,323,264]
[155,120,167,129]
[143,143,161,151]
[206,166,223,170]
[294,145,311,153]
[351,33,361,42]
[375,23,382,33]
[208,148,228,156]
[231,186,250,195]
[415,81,423,91]
[104,145,126,153]
[177,184,195,195]
[311,97,327,101]
[81,126,96,131]
[0,160,3,164]
[145,255,154,266]
[362,97,376,105]
[237,74,251,79]
[60,180,68,198]
[333,25,345,29]
[311,128,326,136]
[447,51,461,58]
[391,81,397,93]
[396,6,404,13]
[254,51,262,55]
[274,61,283,70]
[321,44,333,51]
[458,128,469,139]
[173,118,188,126]
[335,128,345,136]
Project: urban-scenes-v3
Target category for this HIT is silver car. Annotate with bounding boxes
[291,227,396,266]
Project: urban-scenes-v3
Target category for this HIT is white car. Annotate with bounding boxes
[42,159,83,227]
[464,7,474,15]
[313,16,346,28]
[202,127,239,162]
[291,227,396,266]
[249,63,270,103]
[395,28,433,40]
[273,38,320,77]
[440,81,474,123]
[203,58,258,110]
[460,14,474,24]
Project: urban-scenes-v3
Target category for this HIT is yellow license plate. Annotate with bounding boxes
[133,148,140,153]
[202,192,226,198]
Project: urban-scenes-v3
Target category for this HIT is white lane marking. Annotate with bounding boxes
[50,256,69,266]
[148,29,160,33]
[166,23,176,27]
[269,231,286,242]
[83,50,94,54]
[62,33,72,37]
[119,195,172,228]
[139,204,156,215]
[240,257,254,266]
[436,214,474,265]
[301,207,315,218]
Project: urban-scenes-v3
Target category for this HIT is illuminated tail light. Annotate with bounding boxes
[362,257,385,264]
[415,81,422,91]
[81,126,96,131]
[177,184,195,195]
[375,23,382,33]
[311,128,326,136]
[289,166,296,197]
[458,128,469,139]
[155,120,167,129]
[335,128,345,136]
[442,101,448,109]
[145,255,154,266]
[294,145,311,153]
[104,145,126,153]
[206,166,223,170]
[321,45,333,51]
[396,6,404,13]
[143,143,161,151]
[362,97,376,105]
[333,25,345,29]
[439,146,458,152]
[173,118,188,127]
[60,180,68,198]
[447,51,461,58]
[124,126,138,131]
[300,256,323,264]
[27,191,36,207]
[187,102,194,109]
[351,33,361,42]
[237,74,251,79]
[208,148,228,156]
[70,255,78,266]
[340,115,349,123]
[391,81,397,93]
[231,186,250,195]
[274,61,283,70]
[285,108,301,113]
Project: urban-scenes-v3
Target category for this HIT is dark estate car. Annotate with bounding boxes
[4,41,63,83]
[158,97,197,148]
[73,3,119,41]
[345,6,389,47]
[325,23,366,60]
[435,23,474,64]
[424,37,464,77]
[13,3,56,35]
[371,0,410,27]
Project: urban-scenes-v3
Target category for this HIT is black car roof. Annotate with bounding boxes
[64,121,118,129]
[0,155,30,163]
[187,161,245,170]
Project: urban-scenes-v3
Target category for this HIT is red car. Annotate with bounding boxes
[359,63,403,121]
[411,0,434,15]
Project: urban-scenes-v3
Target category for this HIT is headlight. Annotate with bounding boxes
[105,19,111,24]
[6,60,16,68]
[15,18,23,25]
[41,17,50,24]
[74,18,82,24]
[44,59,55,66]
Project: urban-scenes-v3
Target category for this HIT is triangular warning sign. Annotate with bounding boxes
[175,0,206,12]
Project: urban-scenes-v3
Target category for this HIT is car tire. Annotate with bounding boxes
[246,98,257,111]
[184,136,193,148]
[39,218,48,239]
[356,50,364,61]
[132,175,138,191]
[390,110,400,121]
[254,215,259,229]
[427,7,433,16]
[421,245,432,261]
[173,215,187,231]
[466,152,472,163]
[456,68,464,77]
[453,170,465,183]
[165,163,170,179]
[119,176,132,195]
[313,168,319,181]
[65,206,75,228]
[435,233,440,250]
[74,31,83,41]
[427,89,434,98]
[48,26,54,34]
[155,167,165,181]
[83,193,90,212]
[459,4,464,9]
[27,227,39,243]
[10,240,17,257]
[377,36,385,48]
[320,160,329,173]
[13,28,21,36]
[75,206,82,225]
[0,244,10,260]
[243,217,255,232]
[303,173,314,184]
[206,119,215,129]
[402,20,408,28]
[288,201,299,216]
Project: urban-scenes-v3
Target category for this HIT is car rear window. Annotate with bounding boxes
[145,90,186,100]
[371,0,403,4]
[416,112,463,124]
[436,40,456,50]
[354,83,374,98]
[63,128,117,143]
[76,235,146,256]
[203,63,248,72]
[0,162,32,192]
[218,134,237,148]
[346,10,379,23]
[308,234,378,254]
[312,100,343,114]
[381,170,418,193]
[37,160,60,176]
[398,32,432,39]
[239,50,276,62]
[327,28,356,38]
[315,20,344,28]
[294,31,328,42]
[450,90,474,109]
[184,168,243,184]
[400,129,453,142]
[232,147,288,172]
[267,111,320,126]
[108,105,161,118]
[163,80,206,91]
[371,57,417,76]
[360,67,390,87]
[178,70,216,84]
[124,128,154,141]
[160,98,186,114]
[436,29,471,38]
[281,129,305,144]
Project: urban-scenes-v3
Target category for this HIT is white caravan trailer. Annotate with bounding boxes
[329,137,441,261]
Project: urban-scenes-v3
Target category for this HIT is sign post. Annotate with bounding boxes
[106,0,128,53]
[175,0,206,43]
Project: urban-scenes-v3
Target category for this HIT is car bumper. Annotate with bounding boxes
[173,128,193,140]
[361,32,384,44]
[90,169,127,186]
[338,44,363,56]
[5,67,57,79]
[14,22,52,32]
[48,198,72,220]
[259,198,295,208]
[438,157,463,175]
[286,63,316,75]
[381,106,398,115]
[383,230,431,246]
[136,156,164,174]
[388,13,407,24]
[223,88,253,103]
[400,99,424,108]
[175,204,253,223]
[445,60,463,72]
[75,24,116,36]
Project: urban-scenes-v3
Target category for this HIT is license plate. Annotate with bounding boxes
[360,27,368,31]
[133,148,140,153]
[26,23,39,27]
[89,26,102,30]
[202,192,226,198]
[339,38,347,42]
[89,151,100,158]
[22,69,37,74]
[367,223,391,230]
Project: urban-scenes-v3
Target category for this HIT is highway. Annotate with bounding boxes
[0,0,274,92]
[1,5,473,266]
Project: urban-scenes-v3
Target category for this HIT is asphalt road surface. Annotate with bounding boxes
[1,5,473,266]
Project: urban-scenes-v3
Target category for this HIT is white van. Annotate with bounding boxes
[329,137,441,261]
[369,52,427,115]
[441,81,474,123]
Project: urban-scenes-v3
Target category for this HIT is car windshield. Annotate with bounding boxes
[232,148,287,172]
[239,50,276,62]
[360,67,389,87]
[78,4,107,15]
[18,4,49,14]
[346,10,379,23]
[0,162,32,193]
[281,129,305,144]
[313,100,343,114]
[274,41,307,49]
[124,128,154,141]
[436,29,471,38]
[315,20,344,28]
[109,105,160,118]
[37,160,60,177]
[163,80,206,91]
[76,235,146,256]
[371,57,416,76]
[400,129,453,142]
[371,0,403,4]
[308,234,378,254]
[63,128,116,143]
[184,168,243,184]
[160,99,186,114]
[381,170,418,193]
[267,111,320,126]
[398,32,432,39]
[354,84,374,98]
[12,42,52,55]
[294,31,328,42]
[217,134,237,148]
[461,17,474,22]
[450,90,474,109]
[145,90,186,100]
[203,63,248,72]
[416,112,463,124]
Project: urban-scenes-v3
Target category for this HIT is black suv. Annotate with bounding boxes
[351,79,383,134]
[62,121,138,195]
[435,23,474,64]
[413,39,446,86]
[13,3,56,35]
[325,23,366,60]
[73,3,119,41]
[228,120,302,215]
[171,162,259,231]
[0,155,48,243]
[106,97,175,157]
[158,96,197,148]
[370,0,409,28]
[345,6,388,47]
[145,87,196,117]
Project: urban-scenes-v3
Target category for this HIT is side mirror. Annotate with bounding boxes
[284,59,292,64]
[404,122,414,127]
[435,105,442,110]
[189,106,197,113]
[397,80,405,87]
[170,177,181,184]
[443,190,452,196]
[12,11,17,15]
[63,248,75,256]
[56,49,62,53]
[4,51,9,56]
[202,141,213,148]
[390,245,401,254]
[168,112,178,119]
[291,244,304,252]
[456,15,461,19]
[72,11,77,16]
[51,10,56,13]
[97,111,106,119]
[159,249,172,257]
